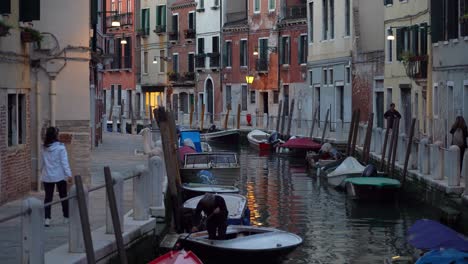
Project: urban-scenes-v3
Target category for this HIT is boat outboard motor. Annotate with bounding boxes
[362,164,378,177]
[268,131,279,144]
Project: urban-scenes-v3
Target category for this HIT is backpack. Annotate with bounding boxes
[452,127,465,147]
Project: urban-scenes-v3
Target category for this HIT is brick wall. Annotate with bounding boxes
[0,92,32,204]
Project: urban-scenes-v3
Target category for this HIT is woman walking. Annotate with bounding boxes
[450,116,468,172]
[41,127,72,227]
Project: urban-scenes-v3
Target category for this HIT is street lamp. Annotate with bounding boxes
[152,56,170,64]
[252,46,277,56]
[245,75,254,84]
[120,34,127,45]
[97,11,121,27]
[387,29,395,40]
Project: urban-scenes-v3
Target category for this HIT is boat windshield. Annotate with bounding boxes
[185,154,237,166]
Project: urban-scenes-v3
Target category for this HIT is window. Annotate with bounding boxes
[143,51,148,74]
[346,66,351,84]
[118,85,122,105]
[198,38,205,53]
[224,41,232,67]
[136,93,141,118]
[241,85,248,111]
[420,23,428,55]
[0,0,11,14]
[268,0,275,10]
[433,85,439,115]
[298,35,308,64]
[7,93,26,146]
[156,5,166,31]
[396,28,407,61]
[322,0,328,40]
[259,39,269,61]
[336,86,344,121]
[387,29,393,62]
[118,0,122,13]
[142,8,150,35]
[308,2,314,42]
[323,69,327,84]
[250,91,256,104]
[172,54,179,72]
[384,0,393,5]
[111,85,115,106]
[188,53,195,72]
[199,0,204,9]
[283,85,289,116]
[462,0,468,36]
[160,50,166,72]
[172,14,178,33]
[212,36,219,53]
[309,70,313,85]
[254,0,260,13]
[431,0,459,42]
[111,0,116,12]
[214,0,219,7]
[123,37,132,68]
[330,0,334,39]
[226,85,232,108]
[345,0,350,36]
[240,39,247,67]
[127,0,131,12]
[19,0,40,21]
[329,69,334,85]
[280,36,290,65]
[188,12,195,30]
[273,91,279,104]
[387,88,393,109]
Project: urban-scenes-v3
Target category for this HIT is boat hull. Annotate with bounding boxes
[327,173,363,187]
[180,168,240,186]
[201,129,240,144]
[345,182,399,201]
[182,183,240,201]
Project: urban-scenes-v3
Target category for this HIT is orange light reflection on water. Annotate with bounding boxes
[246,181,262,226]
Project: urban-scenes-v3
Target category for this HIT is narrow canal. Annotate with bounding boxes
[210,143,439,264]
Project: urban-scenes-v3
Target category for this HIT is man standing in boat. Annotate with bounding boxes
[192,193,228,239]
[384,103,402,130]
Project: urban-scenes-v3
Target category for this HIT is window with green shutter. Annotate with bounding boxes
[431,0,442,42]
[0,0,11,14]
[420,23,428,55]
[396,28,403,61]
[156,5,166,30]
[254,0,260,13]
[19,0,40,22]
[268,0,275,10]
[224,41,232,67]
[142,9,149,35]
[384,0,393,5]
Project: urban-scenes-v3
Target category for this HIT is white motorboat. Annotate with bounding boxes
[326,156,366,187]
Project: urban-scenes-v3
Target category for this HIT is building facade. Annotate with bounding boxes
[103,0,138,131]
[168,0,197,123]
[195,0,223,126]
[431,0,468,146]
[383,0,430,136]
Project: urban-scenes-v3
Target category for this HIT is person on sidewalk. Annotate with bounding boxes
[384,103,402,130]
[191,193,228,240]
[41,127,72,227]
[450,116,468,171]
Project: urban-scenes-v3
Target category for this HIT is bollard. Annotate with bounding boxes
[149,156,166,211]
[397,133,406,164]
[447,145,461,186]
[463,149,468,195]
[431,142,445,180]
[21,197,44,264]
[133,165,149,220]
[105,171,124,234]
[418,138,430,175]
[69,186,86,253]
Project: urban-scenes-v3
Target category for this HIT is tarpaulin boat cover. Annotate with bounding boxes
[280,138,321,151]
[179,146,197,162]
[408,219,468,252]
[328,157,366,177]
[415,249,468,264]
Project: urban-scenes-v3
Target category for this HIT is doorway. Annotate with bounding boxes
[400,87,411,134]
[261,92,269,114]
[173,94,179,120]
[206,79,214,123]
[375,92,384,128]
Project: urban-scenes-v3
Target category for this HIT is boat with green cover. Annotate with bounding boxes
[344,177,401,201]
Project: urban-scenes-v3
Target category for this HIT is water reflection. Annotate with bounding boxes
[209,144,438,263]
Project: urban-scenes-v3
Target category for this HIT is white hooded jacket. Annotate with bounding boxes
[41,142,72,183]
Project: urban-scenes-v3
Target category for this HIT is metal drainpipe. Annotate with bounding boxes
[35,70,42,191]
[427,1,433,140]
[50,75,57,126]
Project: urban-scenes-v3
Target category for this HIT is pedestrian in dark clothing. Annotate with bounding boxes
[41,127,72,227]
[450,116,468,171]
[192,193,228,240]
[384,103,402,130]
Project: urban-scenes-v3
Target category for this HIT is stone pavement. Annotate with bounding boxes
[0,132,148,264]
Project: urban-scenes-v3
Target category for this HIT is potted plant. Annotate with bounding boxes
[0,20,12,37]
[20,27,42,43]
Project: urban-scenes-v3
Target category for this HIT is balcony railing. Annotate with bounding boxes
[255,58,268,72]
[108,56,132,70]
[404,55,428,80]
[168,72,196,83]
[154,25,166,34]
[208,53,220,68]
[195,54,206,68]
[168,31,179,41]
[283,6,306,19]
[106,12,133,28]
[184,29,196,39]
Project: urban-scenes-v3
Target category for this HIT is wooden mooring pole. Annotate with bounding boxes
[346,110,357,156]
[350,109,360,156]
[310,106,319,139]
[281,100,287,135]
[200,104,205,131]
[286,99,295,138]
[390,119,400,177]
[236,103,241,130]
[380,124,391,171]
[386,118,399,174]
[321,108,330,143]
[362,113,374,164]
[74,175,96,264]
[224,104,231,130]
[276,100,282,132]
[402,118,416,186]
[189,105,194,129]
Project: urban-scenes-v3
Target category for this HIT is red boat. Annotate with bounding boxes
[277,137,322,157]
[247,130,282,152]
[148,250,203,264]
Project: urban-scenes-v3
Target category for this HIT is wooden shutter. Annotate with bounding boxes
[411,25,419,56]
[431,0,443,43]
[223,42,228,67]
[396,28,403,60]
[0,0,11,14]
[420,23,428,55]
[19,0,40,22]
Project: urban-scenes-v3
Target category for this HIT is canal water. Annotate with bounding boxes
[210,143,440,264]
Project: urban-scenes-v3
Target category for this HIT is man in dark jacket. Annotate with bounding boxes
[384,103,402,130]
[192,193,228,239]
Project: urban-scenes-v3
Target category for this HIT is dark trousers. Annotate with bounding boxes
[206,216,227,240]
[43,181,69,219]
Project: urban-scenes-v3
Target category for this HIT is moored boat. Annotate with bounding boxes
[201,129,240,144]
[182,183,240,201]
[344,177,400,201]
[276,137,322,157]
[179,225,303,263]
[183,193,250,225]
[326,156,366,187]
[148,250,203,264]
[247,130,280,151]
